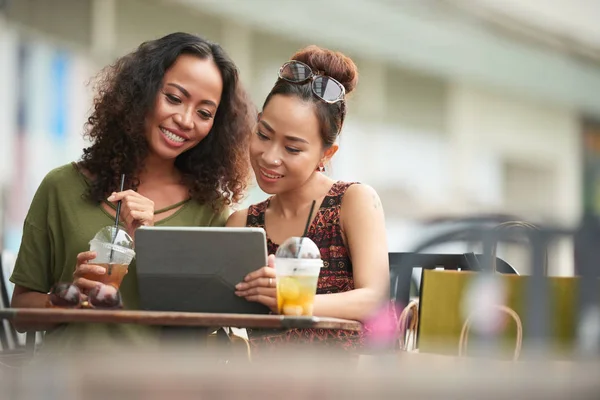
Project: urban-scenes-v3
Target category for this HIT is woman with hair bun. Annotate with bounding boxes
[228,45,390,350]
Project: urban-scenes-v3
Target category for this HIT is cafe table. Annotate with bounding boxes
[0,308,362,331]
[0,308,362,348]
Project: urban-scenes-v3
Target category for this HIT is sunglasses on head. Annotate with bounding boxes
[278,60,346,104]
[48,282,123,310]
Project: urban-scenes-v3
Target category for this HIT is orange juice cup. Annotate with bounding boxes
[275,237,322,316]
[276,268,321,316]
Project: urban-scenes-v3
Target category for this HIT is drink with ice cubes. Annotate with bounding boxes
[275,237,322,316]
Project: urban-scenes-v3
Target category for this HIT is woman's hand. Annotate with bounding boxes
[107,190,155,238]
[72,251,105,293]
[235,254,277,312]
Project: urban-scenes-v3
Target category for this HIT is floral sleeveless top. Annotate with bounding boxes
[245,181,365,351]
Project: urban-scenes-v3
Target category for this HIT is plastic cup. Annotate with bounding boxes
[85,226,135,288]
[275,237,322,316]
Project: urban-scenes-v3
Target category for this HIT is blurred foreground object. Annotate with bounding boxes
[0,348,598,399]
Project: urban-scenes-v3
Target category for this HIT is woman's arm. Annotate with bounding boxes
[10,285,56,332]
[232,191,390,321]
[225,209,248,227]
[313,184,389,321]
[9,175,56,332]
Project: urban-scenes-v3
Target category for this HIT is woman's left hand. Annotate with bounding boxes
[235,254,277,312]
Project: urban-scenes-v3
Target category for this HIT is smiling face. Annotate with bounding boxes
[145,53,223,160]
[250,94,335,194]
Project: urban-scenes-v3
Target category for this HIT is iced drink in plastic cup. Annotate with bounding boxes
[275,237,322,316]
[84,226,135,289]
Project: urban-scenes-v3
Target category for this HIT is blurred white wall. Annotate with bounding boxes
[0,14,17,185]
[460,0,600,49]
[2,0,600,276]
[447,83,581,222]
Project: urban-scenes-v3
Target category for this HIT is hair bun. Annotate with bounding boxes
[291,45,358,95]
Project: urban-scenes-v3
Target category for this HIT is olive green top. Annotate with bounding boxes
[10,163,229,351]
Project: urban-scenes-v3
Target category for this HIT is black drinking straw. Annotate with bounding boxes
[296,200,316,258]
[109,174,126,263]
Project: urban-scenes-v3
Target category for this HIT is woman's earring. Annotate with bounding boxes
[316,162,325,172]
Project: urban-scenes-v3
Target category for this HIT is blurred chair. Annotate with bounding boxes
[389,252,517,308]
[1,250,37,369]
[0,251,20,352]
[0,251,47,361]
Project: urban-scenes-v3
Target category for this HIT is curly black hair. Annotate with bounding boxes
[80,32,255,209]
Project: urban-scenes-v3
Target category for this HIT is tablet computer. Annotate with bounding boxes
[135,226,270,314]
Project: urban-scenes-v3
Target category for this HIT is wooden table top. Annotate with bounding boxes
[0,308,362,331]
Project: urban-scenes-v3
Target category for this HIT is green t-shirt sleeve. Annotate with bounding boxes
[209,204,231,227]
[10,175,54,293]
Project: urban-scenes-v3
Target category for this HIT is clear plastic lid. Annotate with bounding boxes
[89,226,135,252]
[275,236,321,259]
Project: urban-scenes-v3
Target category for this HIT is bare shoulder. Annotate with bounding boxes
[342,183,383,212]
[339,183,386,250]
[226,208,249,227]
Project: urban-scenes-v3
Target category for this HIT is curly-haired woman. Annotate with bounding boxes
[9,32,255,350]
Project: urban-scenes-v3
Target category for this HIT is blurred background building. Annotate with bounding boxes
[1,0,600,276]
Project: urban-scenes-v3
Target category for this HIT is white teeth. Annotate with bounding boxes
[160,128,185,143]
[261,170,283,179]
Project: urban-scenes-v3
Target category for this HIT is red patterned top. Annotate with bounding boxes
[245,181,365,351]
